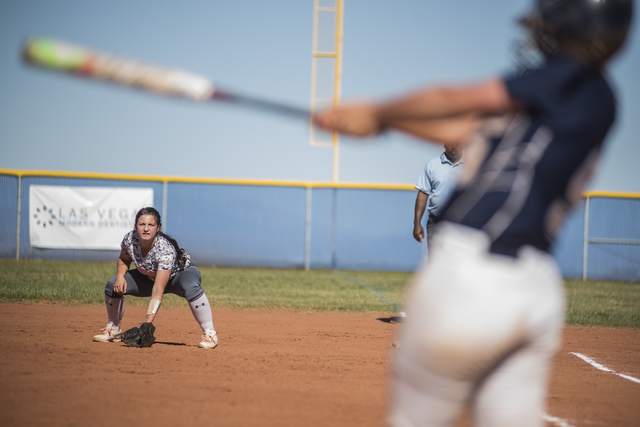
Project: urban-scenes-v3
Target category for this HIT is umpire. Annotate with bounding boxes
[413,142,463,247]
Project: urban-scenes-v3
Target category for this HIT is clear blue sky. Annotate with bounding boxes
[1,0,638,191]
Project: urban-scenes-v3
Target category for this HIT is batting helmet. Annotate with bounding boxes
[520,0,634,67]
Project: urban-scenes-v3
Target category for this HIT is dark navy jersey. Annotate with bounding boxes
[439,54,617,256]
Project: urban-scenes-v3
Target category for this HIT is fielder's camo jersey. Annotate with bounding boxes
[121,230,191,280]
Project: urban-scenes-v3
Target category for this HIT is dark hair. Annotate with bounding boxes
[134,207,187,263]
[519,0,633,68]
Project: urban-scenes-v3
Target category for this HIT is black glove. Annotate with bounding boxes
[121,322,156,348]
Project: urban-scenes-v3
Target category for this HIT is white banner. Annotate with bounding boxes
[29,185,154,250]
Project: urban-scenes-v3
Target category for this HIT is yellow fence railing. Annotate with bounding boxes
[0,168,415,191]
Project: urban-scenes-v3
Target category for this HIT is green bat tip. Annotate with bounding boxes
[23,37,85,71]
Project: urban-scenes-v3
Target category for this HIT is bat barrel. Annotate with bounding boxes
[22,37,215,101]
[23,36,311,121]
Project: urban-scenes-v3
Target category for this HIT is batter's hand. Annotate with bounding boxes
[315,103,383,138]
[413,224,424,243]
[113,276,128,296]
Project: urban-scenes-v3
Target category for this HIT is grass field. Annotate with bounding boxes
[1,259,638,328]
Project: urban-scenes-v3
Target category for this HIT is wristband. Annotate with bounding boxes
[147,298,162,316]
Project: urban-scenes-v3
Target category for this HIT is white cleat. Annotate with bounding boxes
[198,332,218,349]
[93,328,122,342]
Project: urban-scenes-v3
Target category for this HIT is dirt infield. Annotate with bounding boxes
[0,304,638,427]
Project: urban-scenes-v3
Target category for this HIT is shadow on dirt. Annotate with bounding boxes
[376,316,404,324]
[154,341,187,346]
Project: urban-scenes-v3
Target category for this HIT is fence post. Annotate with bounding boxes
[331,188,338,269]
[304,187,312,271]
[15,176,21,260]
[582,196,590,281]
[161,180,168,233]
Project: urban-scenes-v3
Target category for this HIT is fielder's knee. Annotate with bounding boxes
[176,266,204,302]
[104,275,118,298]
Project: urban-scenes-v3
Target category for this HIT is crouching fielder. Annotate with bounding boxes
[93,207,218,349]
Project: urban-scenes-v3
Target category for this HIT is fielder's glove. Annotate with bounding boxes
[121,322,156,348]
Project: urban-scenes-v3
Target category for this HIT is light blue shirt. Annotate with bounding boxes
[415,152,464,218]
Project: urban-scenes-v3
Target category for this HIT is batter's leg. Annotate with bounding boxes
[472,247,565,427]
[472,335,559,427]
[389,356,473,427]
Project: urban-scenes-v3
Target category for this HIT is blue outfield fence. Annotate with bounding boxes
[1,170,639,281]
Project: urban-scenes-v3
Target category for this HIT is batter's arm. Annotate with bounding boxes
[390,114,480,145]
[413,191,428,242]
[315,78,520,145]
[378,78,516,122]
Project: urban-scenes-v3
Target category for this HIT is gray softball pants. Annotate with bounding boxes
[104,265,205,302]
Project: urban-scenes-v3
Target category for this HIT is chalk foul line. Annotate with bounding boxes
[570,352,640,384]
[331,271,400,312]
[543,413,575,427]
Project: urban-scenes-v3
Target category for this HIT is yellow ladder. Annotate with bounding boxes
[309,0,344,182]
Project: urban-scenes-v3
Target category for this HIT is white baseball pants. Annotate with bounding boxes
[389,222,565,427]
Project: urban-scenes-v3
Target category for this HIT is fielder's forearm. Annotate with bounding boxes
[146,299,161,323]
[115,256,131,279]
[146,270,171,322]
